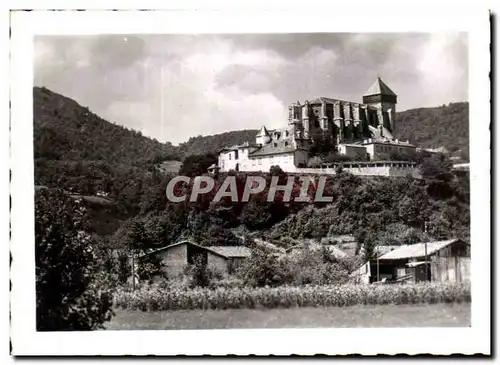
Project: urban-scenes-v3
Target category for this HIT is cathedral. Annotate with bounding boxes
[288,77,398,144]
[216,77,416,173]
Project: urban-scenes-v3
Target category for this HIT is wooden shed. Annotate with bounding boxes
[352,238,470,284]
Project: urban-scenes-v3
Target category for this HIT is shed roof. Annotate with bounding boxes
[378,239,464,261]
[374,245,401,257]
[205,246,252,258]
[139,240,228,260]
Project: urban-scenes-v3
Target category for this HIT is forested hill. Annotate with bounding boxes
[395,102,469,157]
[34,86,180,165]
[178,130,259,156]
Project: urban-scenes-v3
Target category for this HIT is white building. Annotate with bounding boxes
[218,127,309,173]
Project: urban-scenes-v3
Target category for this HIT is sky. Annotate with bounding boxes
[34,33,468,145]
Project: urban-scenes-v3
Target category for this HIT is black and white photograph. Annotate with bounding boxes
[9,7,491,356]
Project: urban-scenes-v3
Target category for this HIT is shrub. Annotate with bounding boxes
[136,253,166,283]
[35,189,114,331]
[236,248,292,287]
[183,257,223,288]
[117,251,131,284]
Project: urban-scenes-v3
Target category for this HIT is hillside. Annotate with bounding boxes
[34,86,181,221]
[395,102,469,158]
[32,87,469,252]
[34,86,180,165]
[177,130,259,156]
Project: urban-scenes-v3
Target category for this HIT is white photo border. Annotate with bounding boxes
[9,7,491,356]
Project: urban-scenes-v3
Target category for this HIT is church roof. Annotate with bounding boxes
[249,142,307,158]
[256,125,270,137]
[308,97,356,105]
[363,77,397,97]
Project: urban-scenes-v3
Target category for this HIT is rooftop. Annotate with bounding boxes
[363,77,397,97]
[256,125,270,137]
[206,246,252,258]
[377,239,465,261]
[249,141,306,157]
[139,240,227,260]
[219,141,259,152]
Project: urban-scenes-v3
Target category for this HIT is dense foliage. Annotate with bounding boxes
[395,102,469,159]
[177,130,258,156]
[35,189,114,331]
[236,247,356,287]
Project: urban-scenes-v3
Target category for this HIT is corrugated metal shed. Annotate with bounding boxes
[374,245,401,257]
[378,239,461,260]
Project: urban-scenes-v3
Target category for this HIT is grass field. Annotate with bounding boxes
[105,303,470,330]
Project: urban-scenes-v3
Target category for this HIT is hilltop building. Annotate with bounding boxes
[217,77,417,174]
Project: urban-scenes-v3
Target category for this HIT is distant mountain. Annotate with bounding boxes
[395,102,469,158]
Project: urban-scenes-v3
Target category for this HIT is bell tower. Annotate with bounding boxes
[362,77,397,134]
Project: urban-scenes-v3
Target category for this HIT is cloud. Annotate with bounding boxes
[34,33,468,144]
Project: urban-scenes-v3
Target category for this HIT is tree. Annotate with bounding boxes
[237,248,290,287]
[35,189,114,331]
[117,251,131,284]
[179,153,217,177]
[241,200,272,230]
[309,134,336,157]
[124,220,166,283]
[419,153,453,181]
[183,256,219,288]
[200,225,243,247]
[269,165,284,176]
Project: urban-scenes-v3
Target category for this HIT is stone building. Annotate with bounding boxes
[140,240,251,280]
[217,77,417,173]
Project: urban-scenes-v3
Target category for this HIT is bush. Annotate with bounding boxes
[35,189,114,331]
[236,248,292,287]
[136,253,166,283]
[183,257,223,288]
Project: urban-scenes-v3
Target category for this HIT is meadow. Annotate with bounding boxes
[105,302,471,330]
